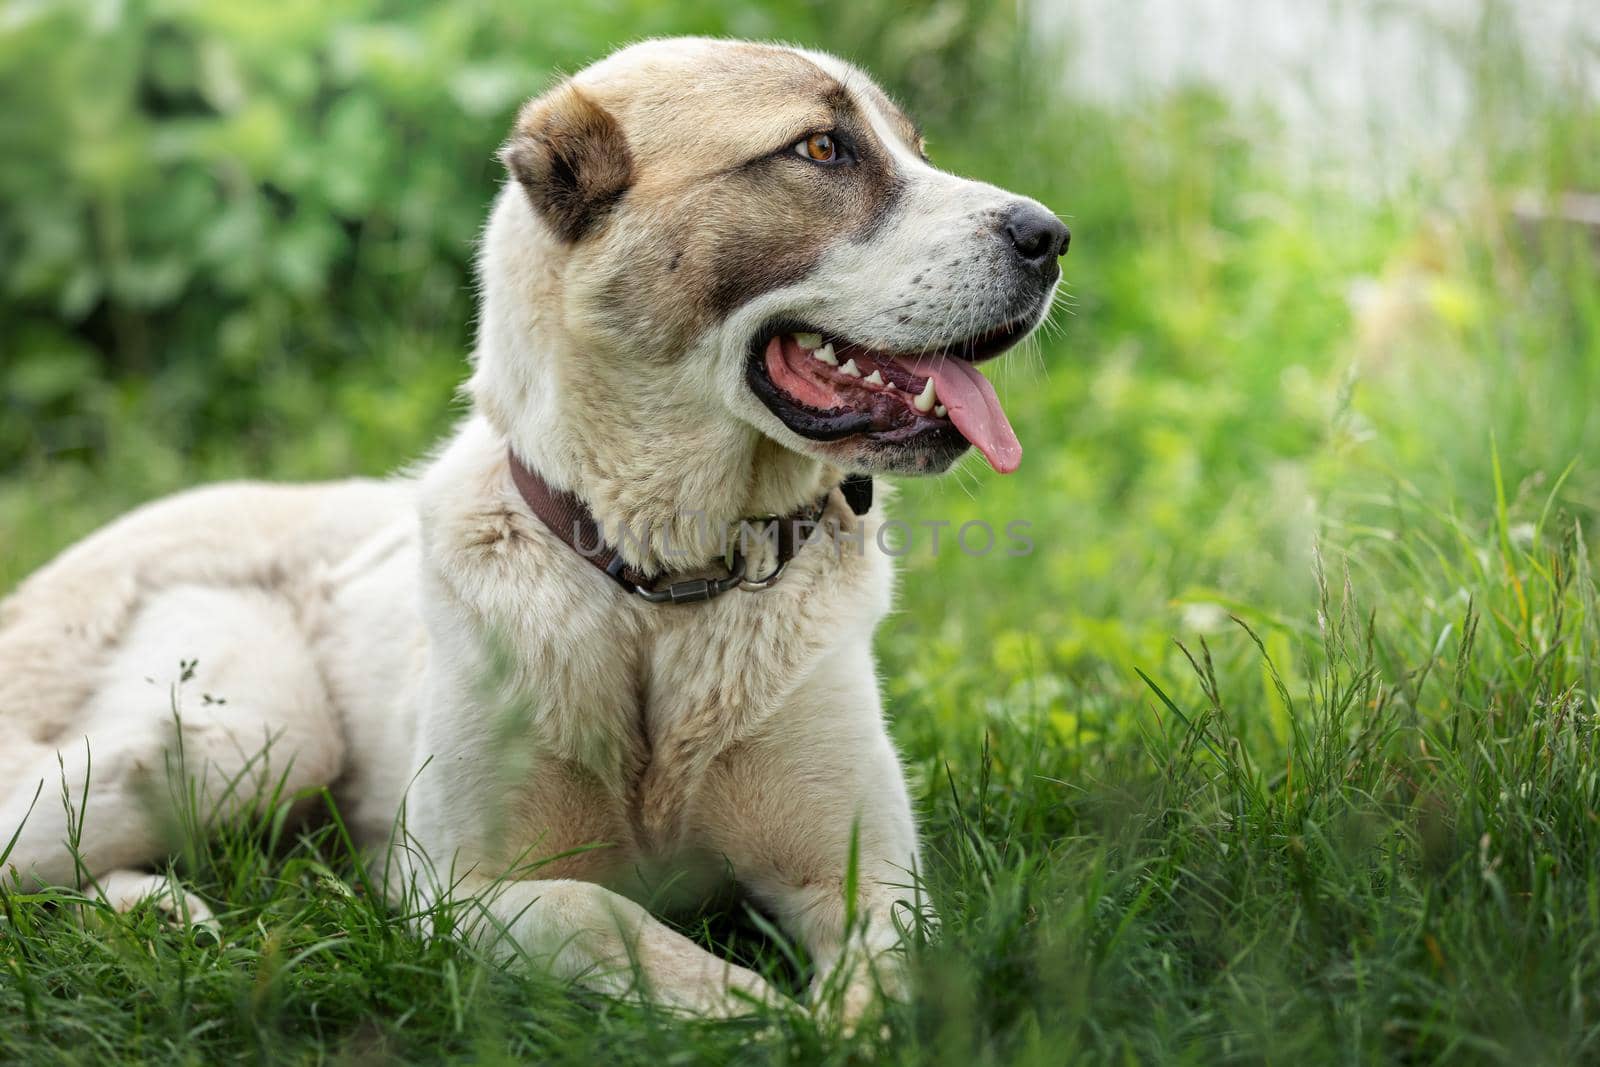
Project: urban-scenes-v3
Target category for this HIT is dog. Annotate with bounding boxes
[0,38,1067,1022]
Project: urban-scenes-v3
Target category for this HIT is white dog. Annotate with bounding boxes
[0,38,1067,1022]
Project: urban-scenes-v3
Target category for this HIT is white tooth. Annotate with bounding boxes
[913,376,937,413]
[863,370,885,386]
[813,342,837,366]
[934,404,947,417]
[794,332,823,350]
[840,358,862,377]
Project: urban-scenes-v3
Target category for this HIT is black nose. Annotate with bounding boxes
[1002,203,1070,270]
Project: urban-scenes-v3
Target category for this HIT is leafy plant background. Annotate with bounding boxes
[0,1,1024,476]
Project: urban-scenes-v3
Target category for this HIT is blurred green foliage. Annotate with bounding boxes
[0,0,1021,473]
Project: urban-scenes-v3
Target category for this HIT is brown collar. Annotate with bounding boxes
[507,446,873,605]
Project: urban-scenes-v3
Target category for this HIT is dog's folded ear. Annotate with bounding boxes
[501,82,634,243]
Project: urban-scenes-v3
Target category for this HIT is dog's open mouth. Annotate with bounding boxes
[746,317,1032,473]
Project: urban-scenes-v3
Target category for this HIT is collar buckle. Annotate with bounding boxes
[634,548,746,604]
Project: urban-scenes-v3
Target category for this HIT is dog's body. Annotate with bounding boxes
[0,39,1065,1019]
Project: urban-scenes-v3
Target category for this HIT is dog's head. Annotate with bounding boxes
[480,38,1066,481]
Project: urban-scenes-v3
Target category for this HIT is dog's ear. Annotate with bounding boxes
[501,82,634,243]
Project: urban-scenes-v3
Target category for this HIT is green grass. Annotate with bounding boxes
[5,2,1600,1063]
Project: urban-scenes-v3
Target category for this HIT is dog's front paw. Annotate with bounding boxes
[703,967,790,1019]
[91,870,221,943]
[808,951,909,1037]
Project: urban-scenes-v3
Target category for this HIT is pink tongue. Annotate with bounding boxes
[906,356,1022,473]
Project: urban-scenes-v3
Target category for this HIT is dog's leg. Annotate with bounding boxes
[421,875,782,1017]
[696,645,929,1027]
[1,584,344,919]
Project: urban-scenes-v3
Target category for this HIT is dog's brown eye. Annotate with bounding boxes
[795,133,836,163]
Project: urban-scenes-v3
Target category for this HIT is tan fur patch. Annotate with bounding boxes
[502,82,635,243]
